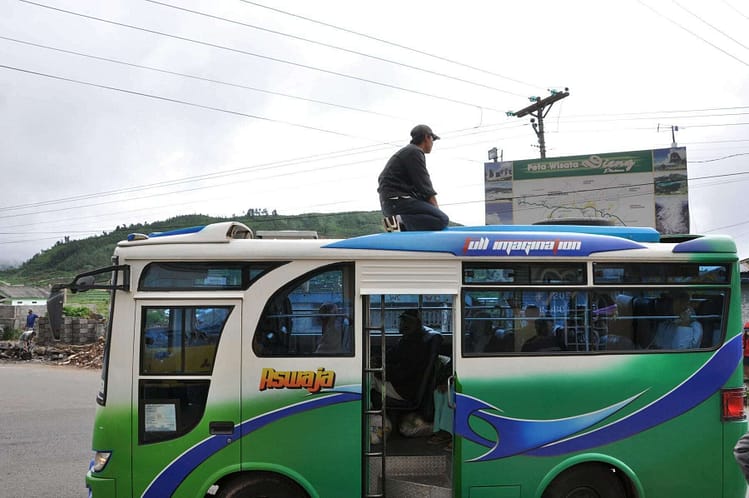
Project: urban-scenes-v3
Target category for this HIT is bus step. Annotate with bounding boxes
[364,451,384,458]
[364,409,384,416]
[385,474,452,498]
[364,367,384,374]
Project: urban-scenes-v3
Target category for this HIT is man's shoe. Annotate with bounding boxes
[383,215,401,232]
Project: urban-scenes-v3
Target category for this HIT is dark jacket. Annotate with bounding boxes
[386,327,433,401]
[378,144,437,202]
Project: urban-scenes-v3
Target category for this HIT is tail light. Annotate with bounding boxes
[721,388,745,421]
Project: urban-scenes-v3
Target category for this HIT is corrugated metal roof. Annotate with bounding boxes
[0,285,48,299]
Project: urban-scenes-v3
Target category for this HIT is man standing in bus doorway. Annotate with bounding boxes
[378,124,450,232]
[372,309,435,402]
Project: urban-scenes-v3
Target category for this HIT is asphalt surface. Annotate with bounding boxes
[0,362,99,498]
[1,362,748,498]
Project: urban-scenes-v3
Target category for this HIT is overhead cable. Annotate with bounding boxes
[146,0,528,98]
[18,0,508,114]
[239,0,544,91]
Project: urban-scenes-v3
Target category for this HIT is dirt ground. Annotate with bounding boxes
[0,336,104,368]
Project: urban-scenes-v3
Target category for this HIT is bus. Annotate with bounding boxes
[49,221,747,498]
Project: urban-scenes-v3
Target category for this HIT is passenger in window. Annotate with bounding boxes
[373,309,436,402]
[465,311,494,353]
[521,318,563,352]
[515,305,541,352]
[315,303,345,354]
[652,292,703,349]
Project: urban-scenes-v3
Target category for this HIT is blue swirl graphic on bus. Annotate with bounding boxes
[141,389,361,498]
[455,392,644,461]
[455,334,741,461]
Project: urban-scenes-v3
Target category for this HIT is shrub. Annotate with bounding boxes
[2,327,22,341]
[63,305,92,318]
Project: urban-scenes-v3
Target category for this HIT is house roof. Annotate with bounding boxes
[0,285,49,299]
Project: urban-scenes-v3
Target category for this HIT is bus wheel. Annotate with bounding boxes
[215,472,308,498]
[543,464,629,498]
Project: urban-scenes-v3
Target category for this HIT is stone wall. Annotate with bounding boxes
[36,316,104,345]
[0,304,47,335]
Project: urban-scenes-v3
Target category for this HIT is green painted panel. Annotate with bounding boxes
[470,485,521,497]
[512,150,654,180]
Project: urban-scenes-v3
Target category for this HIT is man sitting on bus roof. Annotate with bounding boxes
[378,125,450,232]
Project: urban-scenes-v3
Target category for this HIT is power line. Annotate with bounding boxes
[0,117,524,214]
[18,0,509,114]
[0,63,369,139]
[721,0,749,22]
[636,0,749,67]
[238,0,543,91]
[146,0,528,98]
[565,105,749,119]
[690,152,749,163]
[672,0,749,51]
[3,157,748,227]
[0,35,411,122]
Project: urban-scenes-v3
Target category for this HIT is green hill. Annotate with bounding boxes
[1,211,384,286]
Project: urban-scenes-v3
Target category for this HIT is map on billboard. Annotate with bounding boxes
[484,147,689,234]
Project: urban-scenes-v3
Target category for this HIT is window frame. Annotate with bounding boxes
[138,261,286,291]
[252,262,355,358]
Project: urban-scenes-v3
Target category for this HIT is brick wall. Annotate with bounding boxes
[36,316,104,345]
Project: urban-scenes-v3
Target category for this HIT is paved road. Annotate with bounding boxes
[0,362,99,498]
[1,362,747,498]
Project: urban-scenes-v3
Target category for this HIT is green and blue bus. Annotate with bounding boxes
[50,221,747,497]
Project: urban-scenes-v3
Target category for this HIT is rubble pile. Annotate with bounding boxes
[0,336,104,369]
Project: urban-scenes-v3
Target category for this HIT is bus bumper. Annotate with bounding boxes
[86,472,116,498]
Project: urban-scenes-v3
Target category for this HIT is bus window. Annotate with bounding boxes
[463,263,586,285]
[139,262,285,290]
[593,263,729,284]
[138,379,210,444]
[141,306,232,375]
[253,263,354,357]
[462,289,726,355]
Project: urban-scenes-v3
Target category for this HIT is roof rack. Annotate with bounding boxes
[125,222,253,243]
[255,230,318,240]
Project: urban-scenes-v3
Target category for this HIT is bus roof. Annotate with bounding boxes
[120,222,736,257]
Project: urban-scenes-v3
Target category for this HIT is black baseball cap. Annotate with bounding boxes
[410,124,440,141]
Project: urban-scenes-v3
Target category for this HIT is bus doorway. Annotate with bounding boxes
[362,293,455,497]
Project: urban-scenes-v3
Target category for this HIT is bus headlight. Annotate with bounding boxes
[91,451,112,472]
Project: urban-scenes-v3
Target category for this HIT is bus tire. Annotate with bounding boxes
[543,463,629,498]
[215,472,308,498]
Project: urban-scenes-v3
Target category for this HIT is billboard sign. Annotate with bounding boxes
[484,147,689,234]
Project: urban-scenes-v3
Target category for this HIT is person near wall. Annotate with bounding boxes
[377,124,450,232]
[19,309,38,347]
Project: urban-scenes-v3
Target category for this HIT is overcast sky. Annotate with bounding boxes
[2,0,749,268]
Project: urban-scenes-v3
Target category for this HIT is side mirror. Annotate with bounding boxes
[47,285,65,340]
[73,275,96,293]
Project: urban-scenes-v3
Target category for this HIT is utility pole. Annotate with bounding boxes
[508,88,569,159]
[657,124,679,147]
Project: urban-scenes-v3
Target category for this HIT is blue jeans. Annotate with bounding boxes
[380,197,449,231]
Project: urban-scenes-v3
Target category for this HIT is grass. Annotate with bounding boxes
[65,290,110,317]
